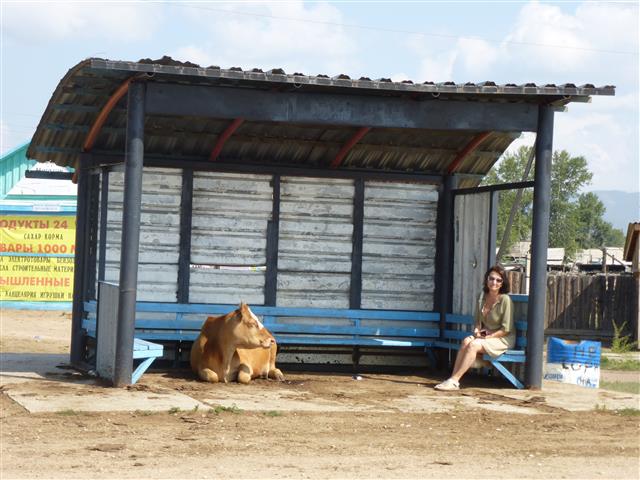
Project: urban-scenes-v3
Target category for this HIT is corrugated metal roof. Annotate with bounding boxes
[27,57,615,186]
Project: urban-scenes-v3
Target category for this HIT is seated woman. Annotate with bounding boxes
[435,265,515,391]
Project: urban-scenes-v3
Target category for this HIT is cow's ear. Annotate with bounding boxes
[231,309,243,322]
[238,302,251,320]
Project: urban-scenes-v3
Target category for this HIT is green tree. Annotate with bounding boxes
[482,146,534,253]
[576,193,626,248]
[483,147,623,260]
[548,150,592,257]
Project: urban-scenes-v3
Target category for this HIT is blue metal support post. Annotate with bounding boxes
[69,165,89,366]
[113,81,146,387]
[525,105,554,389]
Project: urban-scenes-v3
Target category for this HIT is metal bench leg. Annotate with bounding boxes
[488,360,524,389]
[425,348,437,368]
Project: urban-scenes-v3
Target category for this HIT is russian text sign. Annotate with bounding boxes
[0,214,76,302]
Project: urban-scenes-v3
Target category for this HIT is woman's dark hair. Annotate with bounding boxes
[482,264,510,294]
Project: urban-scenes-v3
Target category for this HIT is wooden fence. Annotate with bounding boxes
[506,270,527,294]
[506,272,637,342]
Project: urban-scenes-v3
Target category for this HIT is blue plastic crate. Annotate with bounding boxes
[547,337,601,366]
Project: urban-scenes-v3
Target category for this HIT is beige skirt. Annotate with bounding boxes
[481,335,515,358]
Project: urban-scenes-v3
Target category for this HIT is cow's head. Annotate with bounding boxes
[231,302,274,349]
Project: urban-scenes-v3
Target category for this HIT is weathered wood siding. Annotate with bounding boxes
[100,168,182,302]
[506,270,527,294]
[546,273,637,340]
[361,182,438,310]
[97,170,441,318]
[277,177,354,308]
[189,172,272,304]
[452,192,491,315]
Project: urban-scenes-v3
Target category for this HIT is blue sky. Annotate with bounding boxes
[1,1,638,193]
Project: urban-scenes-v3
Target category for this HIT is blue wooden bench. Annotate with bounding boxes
[131,338,164,384]
[434,294,528,389]
[82,302,440,366]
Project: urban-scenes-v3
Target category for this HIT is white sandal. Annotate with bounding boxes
[434,378,460,391]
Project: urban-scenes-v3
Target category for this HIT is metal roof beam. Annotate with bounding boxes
[146,83,539,132]
[86,152,444,183]
[454,180,535,195]
[24,170,74,180]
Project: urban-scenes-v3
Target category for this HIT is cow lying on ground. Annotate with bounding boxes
[190,303,285,384]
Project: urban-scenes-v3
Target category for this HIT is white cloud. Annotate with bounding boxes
[500,112,638,192]
[406,1,637,86]
[554,111,638,192]
[503,1,591,72]
[407,1,638,193]
[171,46,216,69]
[501,1,638,85]
[457,38,500,77]
[575,2,639,54]
[2,2,163,43]
[173,2,358,75]
[389,73,411,83]
[584,92,639,114]
[503,132,536,157]
[416,51,457,83]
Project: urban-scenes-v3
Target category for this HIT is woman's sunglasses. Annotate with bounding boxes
[488,276,503,283]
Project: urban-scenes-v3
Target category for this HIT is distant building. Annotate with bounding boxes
[503,240,630,272]
[0,142,76,307]
[573,247,628,272]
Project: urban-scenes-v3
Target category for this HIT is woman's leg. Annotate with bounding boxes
[450,339,485,382]
[451,336,474,374]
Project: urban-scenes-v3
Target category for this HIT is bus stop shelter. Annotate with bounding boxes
[26,57,614,387]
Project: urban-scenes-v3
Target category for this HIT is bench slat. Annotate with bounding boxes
[83,301,439,321]
[266,324,439,338]
[133,338,164,352]
[272,335,434,347]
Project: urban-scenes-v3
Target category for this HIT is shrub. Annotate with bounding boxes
[611,320,636,353]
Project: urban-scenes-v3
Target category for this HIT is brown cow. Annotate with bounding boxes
[190,303,284,384]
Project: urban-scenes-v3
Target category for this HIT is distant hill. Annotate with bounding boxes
[591,190,640,231]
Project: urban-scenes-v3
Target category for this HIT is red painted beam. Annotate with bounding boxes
[83,76,137,153]
[330,127,371,169]
[209,118,244,161]
[77,76,143,184]
[446,131,492,175]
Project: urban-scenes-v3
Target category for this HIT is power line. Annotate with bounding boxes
[180,4,638,56]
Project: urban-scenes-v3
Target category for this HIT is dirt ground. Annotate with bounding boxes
[1,309,639,480]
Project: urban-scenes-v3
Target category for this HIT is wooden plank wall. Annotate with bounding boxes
[101,168,182,302]
[361,182,437,310]
[452,192,491,315]
[278,177,354,308]
[190,172,272,304]
[99,170,440,313]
